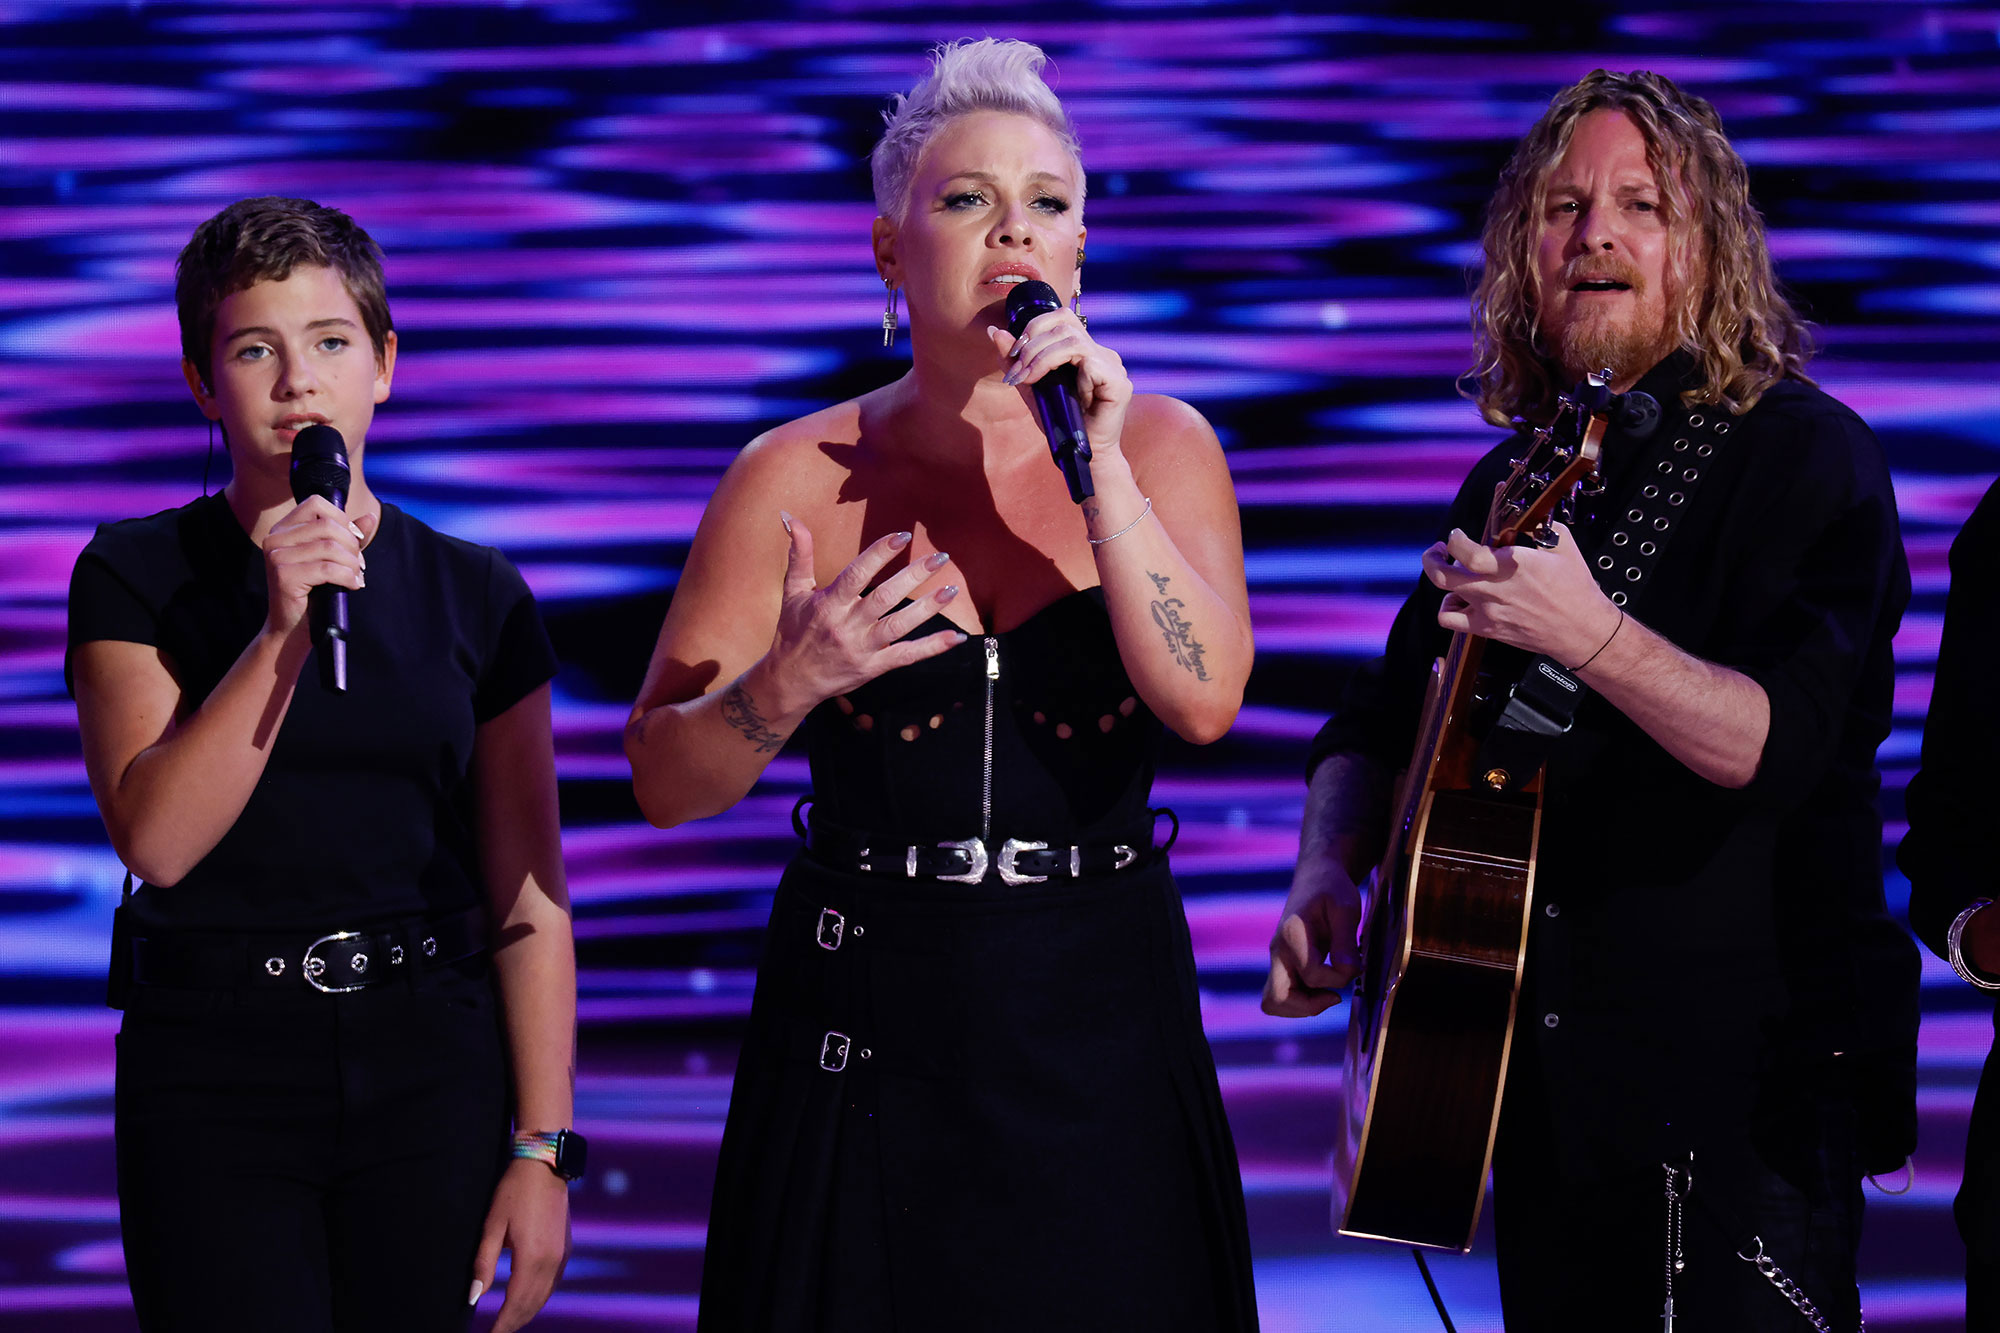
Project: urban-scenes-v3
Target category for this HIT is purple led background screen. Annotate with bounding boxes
[1,2,1994,1328]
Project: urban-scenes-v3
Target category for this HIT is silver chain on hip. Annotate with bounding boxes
[1664,1155,1864,1333]
[1735,1237,1864,1333]
[1662,1158,1688,1331]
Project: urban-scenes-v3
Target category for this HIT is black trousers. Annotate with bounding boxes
[1961,1034,2000,1323]
[115,960,510,1333]
[1491,1049,1864,1333]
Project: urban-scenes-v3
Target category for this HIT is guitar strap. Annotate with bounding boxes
[1473,402,1735,790]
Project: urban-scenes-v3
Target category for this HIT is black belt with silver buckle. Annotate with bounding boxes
[803,811,1175,887]
[129,904,488,994]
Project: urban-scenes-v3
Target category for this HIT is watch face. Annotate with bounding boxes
[553,1129,588,1181]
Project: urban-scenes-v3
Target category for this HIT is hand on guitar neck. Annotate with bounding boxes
[1423,521,1621,671]
[1425,518,1769,789]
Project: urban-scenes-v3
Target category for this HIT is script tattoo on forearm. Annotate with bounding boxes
[720,681,786,753]
[1146,570,1211,682]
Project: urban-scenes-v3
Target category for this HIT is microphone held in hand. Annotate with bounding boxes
[1005,280,1094,504]
[288,423,352,693]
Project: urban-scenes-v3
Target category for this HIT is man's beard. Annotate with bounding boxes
[1543,251,1680,387]
[1553,309,1676,388]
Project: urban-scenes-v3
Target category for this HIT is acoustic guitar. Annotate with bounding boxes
[1332,370,1657,1251]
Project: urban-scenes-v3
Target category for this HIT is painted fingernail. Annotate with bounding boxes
[779,510,793,535]
[357,573,366,589]
[348,522,364,539]
[468,1280,483,1306]
[926,551,950,571]
[938,584,960,603]
[359,552,367,570]
[890,531,913,549]
[953,632,968,644]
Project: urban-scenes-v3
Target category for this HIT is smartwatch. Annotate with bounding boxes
[512,1128,589,1182]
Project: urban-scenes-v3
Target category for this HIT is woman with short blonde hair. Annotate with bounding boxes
[628,37,1259,1332]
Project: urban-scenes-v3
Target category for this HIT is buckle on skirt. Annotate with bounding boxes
[996,838,1047,886]
[819,1030,851,1072]
[815,908,845,951]
[932,838,988,883]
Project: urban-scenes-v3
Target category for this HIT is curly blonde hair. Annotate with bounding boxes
[1466,69,1812,426]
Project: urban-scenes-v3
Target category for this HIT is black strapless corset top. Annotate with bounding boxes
[801,587,1162,845]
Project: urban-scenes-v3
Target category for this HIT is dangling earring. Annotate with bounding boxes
[881,280,899,347]
[1072,249,1086,328]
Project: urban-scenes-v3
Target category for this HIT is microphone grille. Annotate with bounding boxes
[1005,279,1063,337]
[289,423,350,503]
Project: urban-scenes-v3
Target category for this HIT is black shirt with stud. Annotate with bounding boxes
[67,492,557,936]
[1309,353,1918,1173]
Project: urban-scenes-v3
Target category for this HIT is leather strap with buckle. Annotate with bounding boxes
[129,905,487,992]
[808,825,1154,886]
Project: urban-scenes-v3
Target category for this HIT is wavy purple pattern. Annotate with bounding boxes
[0,3,1992,1330]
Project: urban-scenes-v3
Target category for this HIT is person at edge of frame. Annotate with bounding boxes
[1900,478,2000,1326]
[1262,70,1920,1332]
[625,37,1260,1333]
[65,196,577,1332]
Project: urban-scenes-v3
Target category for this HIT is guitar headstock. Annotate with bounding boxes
[1484,369,1659,548]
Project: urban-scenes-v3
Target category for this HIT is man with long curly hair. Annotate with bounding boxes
[1266,70,1917,1329]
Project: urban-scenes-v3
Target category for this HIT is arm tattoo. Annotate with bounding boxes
[1146,569,1211,682]
[719,681,786,753]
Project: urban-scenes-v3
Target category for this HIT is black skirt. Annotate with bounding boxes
[697,854,1261,1331]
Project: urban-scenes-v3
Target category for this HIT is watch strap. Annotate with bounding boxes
[511,1128,587,1180]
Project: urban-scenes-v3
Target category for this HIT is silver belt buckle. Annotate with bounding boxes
[996,838,1048,886]
[303,930,368,994]
[815,907,845,951]
[819,1030,851,1072]
[934,837,989,883]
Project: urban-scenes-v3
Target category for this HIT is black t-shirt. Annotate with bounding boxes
[66,493,558,935]
[1308,355,1916,1166]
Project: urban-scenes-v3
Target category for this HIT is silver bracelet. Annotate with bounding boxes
[1949,898,2000,991]
[1088,496,1152,546]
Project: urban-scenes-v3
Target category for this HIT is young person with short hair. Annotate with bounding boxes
[68,195,577,1332]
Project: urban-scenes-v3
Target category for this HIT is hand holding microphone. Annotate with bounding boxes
[998,280,1133,505]
[282,423,360,692]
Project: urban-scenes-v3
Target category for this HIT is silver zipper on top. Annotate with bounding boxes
[981,636,999,843]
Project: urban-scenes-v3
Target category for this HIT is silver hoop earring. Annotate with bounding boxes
[1072,278,1085,329]
[881,283,899,347]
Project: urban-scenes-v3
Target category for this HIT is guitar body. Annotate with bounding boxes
[1330,378,1636,1252]
[1333,640,1543,1251]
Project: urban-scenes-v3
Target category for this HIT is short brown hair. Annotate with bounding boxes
[175,196,392,388]
[1466,70,1812,425]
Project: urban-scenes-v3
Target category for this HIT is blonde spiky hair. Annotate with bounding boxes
[869,38,1084,223]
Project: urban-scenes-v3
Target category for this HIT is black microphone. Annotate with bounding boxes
[288,423,352,693]
[1005,279,1094,504]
